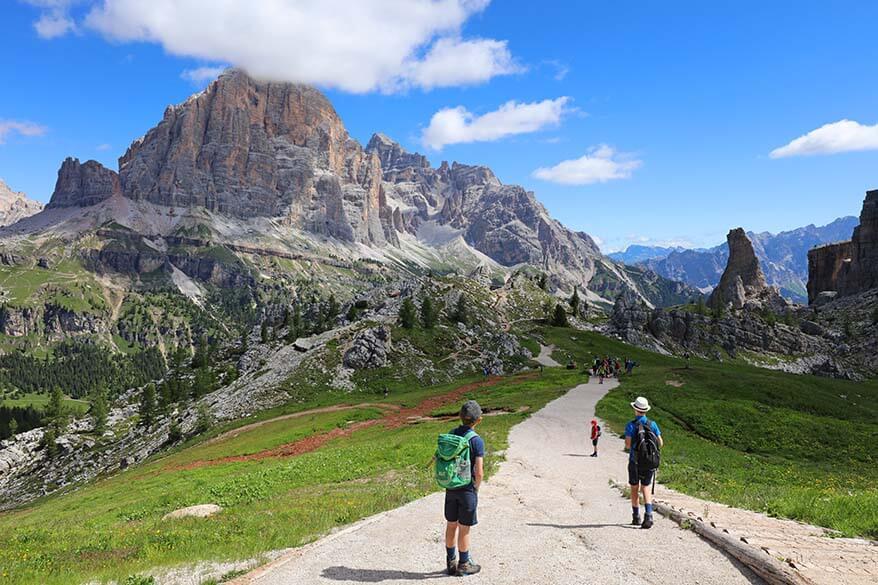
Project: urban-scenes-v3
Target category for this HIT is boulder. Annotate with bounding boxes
[162,504,222,521]
[343,326,391,369]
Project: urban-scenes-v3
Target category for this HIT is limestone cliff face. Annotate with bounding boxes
[117,70,395,245]
[46,158,121,209]
[709,228,785,309]
[807,241,853,303]
[0,180,42,227]
[837,190,878,296]
[365,134,602,289]
[807,189,878,302]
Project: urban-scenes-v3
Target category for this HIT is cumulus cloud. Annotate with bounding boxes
[532,145,641,185]
[23,0,79,38]
[0,120,48,144]
[181,66,228,85]
[63,0,518,93]
[421,97,572,150]
[770,119,878,158]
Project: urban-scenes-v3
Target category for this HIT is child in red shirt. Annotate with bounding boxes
[590,419,601,457]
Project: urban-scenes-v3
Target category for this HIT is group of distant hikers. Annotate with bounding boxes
[432,381,661,576]
[591,355,638,382]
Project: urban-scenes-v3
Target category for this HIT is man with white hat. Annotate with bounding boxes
[624,396,663,528]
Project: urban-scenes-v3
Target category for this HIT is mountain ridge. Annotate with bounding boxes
[5,69,694,309]
[614,216,859,302]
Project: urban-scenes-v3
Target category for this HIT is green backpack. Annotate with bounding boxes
[435,429,477,489]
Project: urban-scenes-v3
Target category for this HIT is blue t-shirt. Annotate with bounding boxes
[450,424,485,491]
[624,416,661,462]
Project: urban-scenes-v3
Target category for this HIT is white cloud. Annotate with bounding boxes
[96,143,111,151]
[421,97,572,150]
[532,145,641,185]
[72,0,516,94]
[770,119,878,158]
[23,0,79,39]
[0,120,48,144]
[181,66,228,85]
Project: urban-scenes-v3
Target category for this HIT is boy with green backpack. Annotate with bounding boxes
[434,400,485,576]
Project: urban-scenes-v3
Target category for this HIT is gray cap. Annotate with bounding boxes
[460,400,482,423]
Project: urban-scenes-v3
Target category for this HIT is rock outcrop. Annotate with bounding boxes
[807,190,878,303]
[0,180,42,227]
[46,158,121,208]
[342,326,391,369]
[709,228,785,310]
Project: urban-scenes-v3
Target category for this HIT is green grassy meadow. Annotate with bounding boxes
[0,391,89,414]
[0,368,580,585]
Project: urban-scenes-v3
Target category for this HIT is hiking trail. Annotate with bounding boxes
[230,379,763,585]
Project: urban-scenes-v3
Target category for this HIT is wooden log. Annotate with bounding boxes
[654,502,817,585]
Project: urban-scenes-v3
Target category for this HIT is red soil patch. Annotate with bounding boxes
[171,374,536,471]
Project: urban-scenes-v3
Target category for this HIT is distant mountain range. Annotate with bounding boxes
[610,217,859,302]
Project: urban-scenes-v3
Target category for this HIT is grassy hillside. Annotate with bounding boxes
[0,368,581,585]
[536,326,878,539]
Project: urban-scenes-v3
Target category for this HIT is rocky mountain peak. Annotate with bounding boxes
[709,228,784,309]
[113,69,394,245]
[46,157,121,209]
[365,133,430,174]
[0,179,43,227]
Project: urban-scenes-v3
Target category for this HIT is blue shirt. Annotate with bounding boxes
[624,416,661,462]
[450,424,485,491]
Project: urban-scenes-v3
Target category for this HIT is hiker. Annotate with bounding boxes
[624,396,663,529]
[433,400,485,576]
[589,419,601,457]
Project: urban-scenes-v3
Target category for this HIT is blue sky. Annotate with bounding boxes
[2,1,877,252]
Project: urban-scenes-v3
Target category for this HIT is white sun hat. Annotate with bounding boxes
[630,396,651,412]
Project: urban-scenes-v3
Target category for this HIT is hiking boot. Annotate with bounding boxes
[590,452,598,457]
[641,514,654,529]
[631,513,641,526]
[446,558,458,576]
[456,560,482,576]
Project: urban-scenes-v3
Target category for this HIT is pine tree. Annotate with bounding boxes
[8,418,17,436]
[240,328,249,354]
[45,387,66,430]
[872,306,878,325]
[89,387,108,435]
[167,419,183,443]
[420,295,437,328]
[325,294,340,325]
[552,303,569,327]
[399,298,416,329]
[191,333,209,369]
[194,403,213,434]
[569,287,581,317]
[260,319,270,344]
[42,427,58,458]
[139,384,157,428]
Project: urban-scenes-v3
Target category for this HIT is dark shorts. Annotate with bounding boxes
[628,460,655,486]
[592,438,599,446]
[444,488,478,526]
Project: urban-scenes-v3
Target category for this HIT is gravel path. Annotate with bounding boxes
[535,344,561,367]
[233,379,761,585]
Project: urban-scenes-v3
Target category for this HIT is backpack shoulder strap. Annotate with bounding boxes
[463,429,478,441]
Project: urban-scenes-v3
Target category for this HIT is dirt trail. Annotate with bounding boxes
[535,344,561,367]
[231,379,762,585]
[173,375,537,471]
